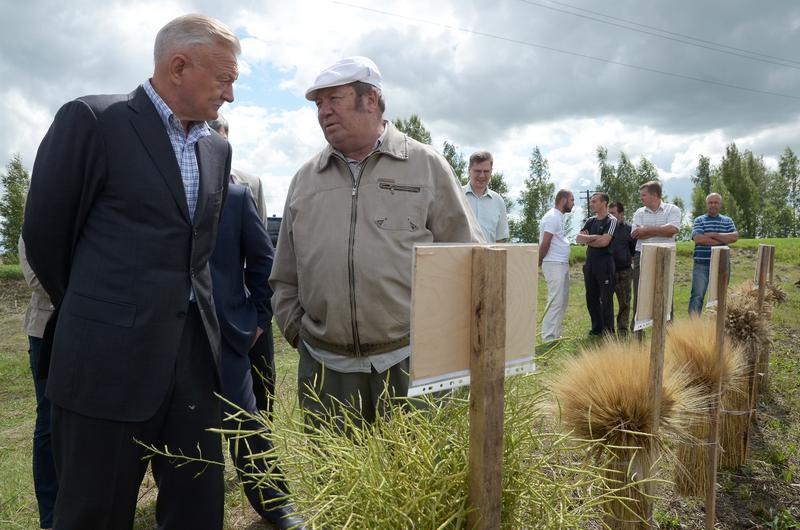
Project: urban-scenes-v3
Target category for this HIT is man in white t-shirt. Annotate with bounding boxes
[538,189,575,342]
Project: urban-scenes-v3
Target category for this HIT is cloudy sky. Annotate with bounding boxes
[2,0,799,219]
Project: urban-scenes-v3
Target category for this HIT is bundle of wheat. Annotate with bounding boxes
[767,283,787,304]
[722,284,775,400]
[727,283,774,333]
[665,317,746,497]
[551,340,707,529]
[719,373,750,470]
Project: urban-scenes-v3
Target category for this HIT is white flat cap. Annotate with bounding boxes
[305,56,383,101]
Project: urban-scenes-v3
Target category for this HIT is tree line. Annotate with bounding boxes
[690,145,799,238]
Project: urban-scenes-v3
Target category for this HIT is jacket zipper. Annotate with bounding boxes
[346,153,378,357]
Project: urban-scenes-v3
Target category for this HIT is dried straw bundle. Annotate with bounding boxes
[719,373,750,470]
[665,317,746,497]
[552,340,706,528]
[723,284,775,397]
[724,284,772,345]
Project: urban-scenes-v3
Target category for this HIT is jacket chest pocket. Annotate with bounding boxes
[372,179,425,232]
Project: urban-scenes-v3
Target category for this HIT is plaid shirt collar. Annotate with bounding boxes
[142,79,211,143]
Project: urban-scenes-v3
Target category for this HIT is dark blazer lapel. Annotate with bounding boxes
[195,136,225,223]
[127,87,191,224]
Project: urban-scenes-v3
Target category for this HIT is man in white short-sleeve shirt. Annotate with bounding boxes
[630,180,682,333]
[538,189,574,342]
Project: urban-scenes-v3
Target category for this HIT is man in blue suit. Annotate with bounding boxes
[23,15,238,529]
[210,183,305,529]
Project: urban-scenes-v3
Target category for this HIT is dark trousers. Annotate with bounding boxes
[583,255,616,336]
[297,341,410,431]
[51,305,223,530]
[613,266,633,336]
[29,336,58,529]
[225,414,292,519]
[248,329,275,421]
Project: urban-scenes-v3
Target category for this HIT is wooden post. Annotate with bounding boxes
[468,247,507,530]
[767,245,775,285]
[646,246,672,436]
[636,246,670,524]
[748,245,771,423]
[705,248,730,530]
[759,246,776,393]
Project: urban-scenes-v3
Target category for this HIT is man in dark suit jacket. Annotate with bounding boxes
[22,14,240,530]
[210,184,305,529]
[208,114,277,418]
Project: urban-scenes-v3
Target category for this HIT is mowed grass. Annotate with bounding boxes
[1,238,798,529]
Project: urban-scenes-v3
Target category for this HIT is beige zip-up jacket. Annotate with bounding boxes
[270,122,484,356]
[18,236,55,338]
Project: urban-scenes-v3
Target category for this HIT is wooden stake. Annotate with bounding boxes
[767,245,775,285]
[640,246,671,524]
[647,246,672,436]
[468,247,507,530]
[705,248,730,530]
[759,246,776,392]
[748,245,771,426]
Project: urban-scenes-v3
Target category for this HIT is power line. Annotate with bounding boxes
[331,1,800,101]
[539,0,800,67]
[516,0,800,70]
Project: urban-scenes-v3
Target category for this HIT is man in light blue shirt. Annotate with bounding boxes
[463,150,509,242]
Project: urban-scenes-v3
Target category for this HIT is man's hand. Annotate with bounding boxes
[250,326,264,349]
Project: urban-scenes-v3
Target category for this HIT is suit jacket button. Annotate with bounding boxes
[190,268,196,278]
[193,229,199,238]
[176,311,186,319]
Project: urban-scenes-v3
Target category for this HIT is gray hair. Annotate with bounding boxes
[154,14,241,65]
[469,150,493,168]
[207,113,229,134]
[352,81,386,114]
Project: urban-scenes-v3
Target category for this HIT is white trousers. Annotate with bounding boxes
[542,261,570,342]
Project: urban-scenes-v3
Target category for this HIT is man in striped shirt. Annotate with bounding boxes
[577,192,618,336]
[688,193,738,315]
[630,181,682,332]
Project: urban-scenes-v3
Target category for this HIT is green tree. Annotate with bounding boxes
[392,114,431,145]
[761,169,795,237]
[778,147,799,236]
[690,155,712,219]
[442,140,467,185]
[489,171,513,212]
[715,143,763,238]
[636,157,659,183]
[596,147,652,213]
[0,153,30,262]
[511,147,554,243]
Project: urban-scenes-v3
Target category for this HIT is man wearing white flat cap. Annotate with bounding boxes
[271,56,483,428]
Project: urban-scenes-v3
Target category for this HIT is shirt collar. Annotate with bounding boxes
[465,182,495,198]
[645,201,665,214]
[142,79,211,141]
[341,121,388,165]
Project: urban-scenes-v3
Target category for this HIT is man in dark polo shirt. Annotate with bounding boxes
[577,192,618,336]
[608,202,636,336]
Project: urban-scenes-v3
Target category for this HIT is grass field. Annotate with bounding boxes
[1,239,798,528]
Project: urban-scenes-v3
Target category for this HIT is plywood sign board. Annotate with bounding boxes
[706,246,729,309]
[633,243,677,331]
[409,244,538,396]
